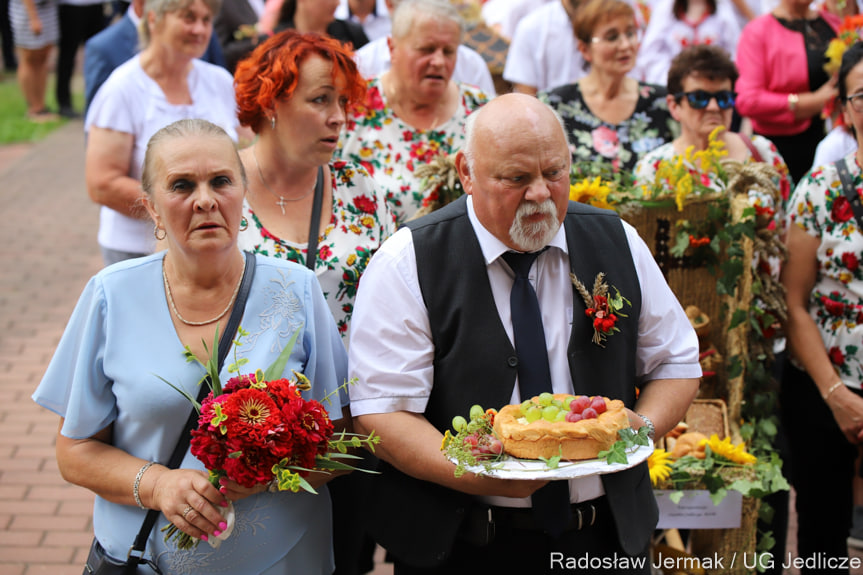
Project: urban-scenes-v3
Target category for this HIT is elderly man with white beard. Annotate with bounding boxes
[347,93,701,575]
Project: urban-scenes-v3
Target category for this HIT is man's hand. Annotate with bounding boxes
[354,411,549,498]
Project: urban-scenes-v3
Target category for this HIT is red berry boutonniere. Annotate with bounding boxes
[571,272,631,347]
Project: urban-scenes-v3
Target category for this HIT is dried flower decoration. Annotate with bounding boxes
[570,272,631,347]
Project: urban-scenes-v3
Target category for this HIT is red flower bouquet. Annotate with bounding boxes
[159,327,379,550]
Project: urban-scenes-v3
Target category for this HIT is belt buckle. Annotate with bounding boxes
[487,508,496,544]
[572,502,597,531]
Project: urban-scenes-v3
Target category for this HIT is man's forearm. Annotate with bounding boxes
[634,378,700,438]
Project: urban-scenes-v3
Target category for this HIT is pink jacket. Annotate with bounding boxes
[735,11,839,136]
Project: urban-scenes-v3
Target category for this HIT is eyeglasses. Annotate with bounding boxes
[675,90,737,110]
[590,28,641,46]
[846,93,863,113]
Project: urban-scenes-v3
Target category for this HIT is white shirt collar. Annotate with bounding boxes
[465,195,568,265]
[247,0,266,18]
[128,4,141,28]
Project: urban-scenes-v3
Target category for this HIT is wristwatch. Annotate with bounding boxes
[788,93,799,112]
[637,413,656,441]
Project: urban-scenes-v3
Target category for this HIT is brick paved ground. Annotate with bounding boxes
[0,120,101,574]
[0,122,859,575]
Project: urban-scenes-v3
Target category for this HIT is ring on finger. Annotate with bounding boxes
[182,504,194,519]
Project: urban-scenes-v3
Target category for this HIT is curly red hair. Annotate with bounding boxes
[234,30,367,133]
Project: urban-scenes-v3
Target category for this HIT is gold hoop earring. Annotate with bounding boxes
[154,225,167,241]
[239,216,249,231]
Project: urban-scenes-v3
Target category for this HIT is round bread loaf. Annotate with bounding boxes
[493,394,631,460]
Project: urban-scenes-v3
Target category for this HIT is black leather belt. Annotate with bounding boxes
[458,497,607,546]
[490,497,603,532]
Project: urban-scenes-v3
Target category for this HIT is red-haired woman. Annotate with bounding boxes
[235,30,395,345]
[234,31,394,574]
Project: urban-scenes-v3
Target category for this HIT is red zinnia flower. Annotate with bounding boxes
[221,388,279,437]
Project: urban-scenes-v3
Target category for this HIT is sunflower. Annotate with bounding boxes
[648,448,673,486]
[569,176,614,210]
[700,434,757,465]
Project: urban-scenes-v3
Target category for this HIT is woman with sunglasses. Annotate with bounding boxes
[781,41,863,570]
[634,45,791,203]
[539,0,675,175]
[736,0,840,184]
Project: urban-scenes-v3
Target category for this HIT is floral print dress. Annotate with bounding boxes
[336,77,488,224]
[539,82,677,174]
[237,161,396,343]
[787,153,863,388]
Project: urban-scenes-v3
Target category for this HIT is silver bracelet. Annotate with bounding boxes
[823,381,844,401]
[637,413,656,441]
[133,461,157,510]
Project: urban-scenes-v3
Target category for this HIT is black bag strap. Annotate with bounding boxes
[127,251,257,568]
[836,158,863,231]
[306,166,325,271]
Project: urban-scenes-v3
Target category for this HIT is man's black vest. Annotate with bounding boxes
[366,197,657,568]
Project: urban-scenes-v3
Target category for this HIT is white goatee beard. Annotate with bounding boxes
[508,198,560,252]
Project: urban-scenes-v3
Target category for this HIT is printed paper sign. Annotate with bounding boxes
[654,490,742,529]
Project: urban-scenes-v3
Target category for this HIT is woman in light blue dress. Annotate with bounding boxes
[32,119,349,575]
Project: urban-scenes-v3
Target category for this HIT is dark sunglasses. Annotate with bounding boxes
[675,90,737,110]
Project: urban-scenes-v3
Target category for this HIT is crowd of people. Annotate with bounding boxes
[9,0,863,573]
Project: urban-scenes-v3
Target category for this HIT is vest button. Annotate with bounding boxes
[507,356,518,367]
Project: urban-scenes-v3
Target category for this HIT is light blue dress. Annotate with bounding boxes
[32,252,349,575]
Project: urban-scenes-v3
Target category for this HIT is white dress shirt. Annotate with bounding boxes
[336,0,392,41]
[812,126,858,171]
[481,0,556,40]
[349,197,701,507]
[354,37,497,97]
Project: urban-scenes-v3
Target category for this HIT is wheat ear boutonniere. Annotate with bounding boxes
[570,272,631,347]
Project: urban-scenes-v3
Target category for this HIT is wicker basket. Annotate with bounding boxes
[656,402,759,575]
[689,493,760,575]
[620,198,726,360]
[658,399,730,456]
[684,399,730,440]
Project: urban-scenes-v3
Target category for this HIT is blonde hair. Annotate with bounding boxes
[139,0,222,48]
[390,0,464,42]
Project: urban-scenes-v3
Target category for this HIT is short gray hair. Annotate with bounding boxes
[141,119,246,196]
[139,0,222,48]
[461,102,571,173]
[390,0,464,42]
